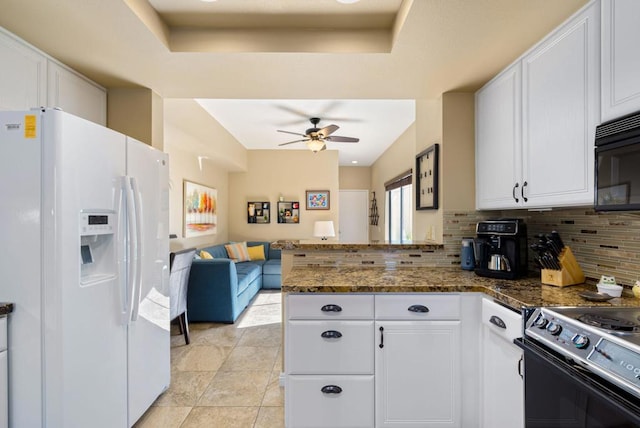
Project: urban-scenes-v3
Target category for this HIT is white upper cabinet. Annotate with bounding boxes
[475,1,599,210]
[601,0,640,122]
[475,63,522,209]
[47,61,107,126]
[521,1,599,208]
[0,29,46,111]
[0,27,106,125]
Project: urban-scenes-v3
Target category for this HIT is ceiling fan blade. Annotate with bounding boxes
[325,136,359,143]
[278,138,309,146]
[318,124,339,137]
[277,129,307,137]
[274,104,311,119]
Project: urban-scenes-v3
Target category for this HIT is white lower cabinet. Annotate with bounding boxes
[481,299,524,428]
[287,375,375,428]
[375,321,460,428]
[287,320,374,375]
[285,293,464,428]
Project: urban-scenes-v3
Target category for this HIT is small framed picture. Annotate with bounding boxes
[305,190,330,210]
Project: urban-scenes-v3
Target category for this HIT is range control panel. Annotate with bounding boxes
[525,308,640,398]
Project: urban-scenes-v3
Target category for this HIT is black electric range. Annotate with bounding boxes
[524,306,640,398]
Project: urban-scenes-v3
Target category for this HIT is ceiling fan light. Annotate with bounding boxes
[307,140,325,153]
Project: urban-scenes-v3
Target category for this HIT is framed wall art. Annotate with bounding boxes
[305,190,330,210]
[415,144,439,210]
[183,180,218,238]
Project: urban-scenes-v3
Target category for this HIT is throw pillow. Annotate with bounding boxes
[199,250,214,259]
[247,245,266,261]
[225,242,251,262]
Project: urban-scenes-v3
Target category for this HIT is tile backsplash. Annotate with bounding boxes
[443,209,640,287]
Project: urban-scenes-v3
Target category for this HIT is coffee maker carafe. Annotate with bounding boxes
[474,219,527,280]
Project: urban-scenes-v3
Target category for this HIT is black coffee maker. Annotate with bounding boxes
[474,219,528,280]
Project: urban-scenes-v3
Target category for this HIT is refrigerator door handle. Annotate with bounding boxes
[118,177,129,324]
[125,176,138,324]
[130,176,143,322]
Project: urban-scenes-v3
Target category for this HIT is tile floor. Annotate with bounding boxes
[134,291,284,428]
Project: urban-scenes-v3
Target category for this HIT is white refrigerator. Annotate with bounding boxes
[0,109,170,427]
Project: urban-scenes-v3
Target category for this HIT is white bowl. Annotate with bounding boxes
[596,283,623,297]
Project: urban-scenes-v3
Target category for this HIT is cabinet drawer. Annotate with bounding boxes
[375,294,460,320]
[287,294,374,320]
[481,298,522,342]
[287,320,374,375]
[287,375,374,428]
[0,317,5,351]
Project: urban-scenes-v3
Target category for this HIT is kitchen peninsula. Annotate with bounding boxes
[278,240,639,428]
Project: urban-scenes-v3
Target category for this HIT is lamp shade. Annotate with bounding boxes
[313,221,335,240]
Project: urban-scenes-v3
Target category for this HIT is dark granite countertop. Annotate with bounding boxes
[282,267,640,310]
[0,303,14,315]
[271,239,443,251]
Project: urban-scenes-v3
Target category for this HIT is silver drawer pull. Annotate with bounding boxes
[321,330,343,339]
[408,304,429,313]
[321,385,342,394]
[321,304,342,312]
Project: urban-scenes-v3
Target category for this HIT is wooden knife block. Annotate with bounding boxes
[541,246,585,287]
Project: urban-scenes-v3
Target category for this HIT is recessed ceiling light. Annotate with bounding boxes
[351,160,358,164]
[200,0,217,2]
[336,0,360,4]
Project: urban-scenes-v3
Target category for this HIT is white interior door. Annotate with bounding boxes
[338,190,369,243]
[339,190,369,243]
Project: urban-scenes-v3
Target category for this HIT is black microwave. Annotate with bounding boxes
[595,110,640,211]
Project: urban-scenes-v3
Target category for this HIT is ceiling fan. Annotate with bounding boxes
[277,117,360,153]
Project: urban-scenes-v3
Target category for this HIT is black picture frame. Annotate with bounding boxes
[415,144,439,210]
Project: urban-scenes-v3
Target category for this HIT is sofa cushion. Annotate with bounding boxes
[247,244,266,261]
[225,242,251,262]
[263,259,281,276]
[235,262,262,295]
[203,245,229,259]
[199,250,213,259]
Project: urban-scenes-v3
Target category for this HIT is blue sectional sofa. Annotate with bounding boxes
[186,241,281,323]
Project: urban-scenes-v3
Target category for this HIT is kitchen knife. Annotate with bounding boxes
[550,231,565,251]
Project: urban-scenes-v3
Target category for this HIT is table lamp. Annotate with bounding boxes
[313,221,335,240]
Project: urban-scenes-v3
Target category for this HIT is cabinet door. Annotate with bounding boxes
[375,321,460,428]
[475,62,522,210]
[47,61,107,126]
[0,29,46,111]
[521,2,599,208]
[482,327,524,428]
[601,0,640,122]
